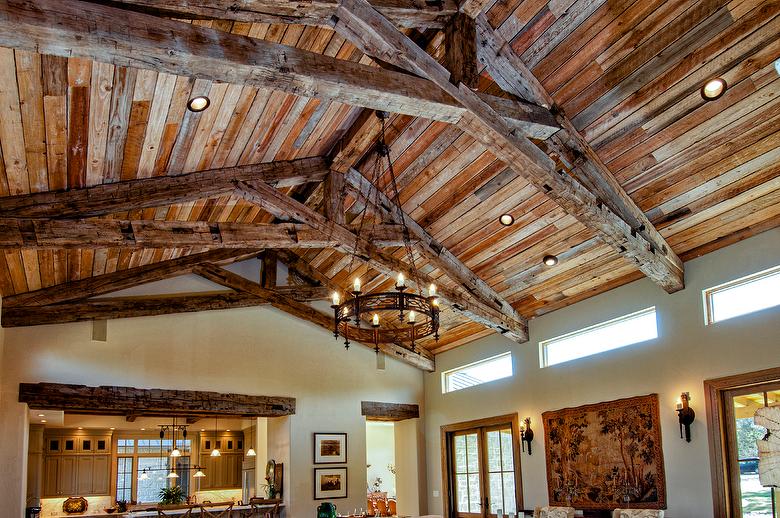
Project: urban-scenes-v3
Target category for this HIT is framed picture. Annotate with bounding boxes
[314,467,348,500]
[314,432,347,464]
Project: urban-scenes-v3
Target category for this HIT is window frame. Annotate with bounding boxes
[441,352,513,394]
[703,265,780,325]
[539,306,658,368]
[440,414,523,518]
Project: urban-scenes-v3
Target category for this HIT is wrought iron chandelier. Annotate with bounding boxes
[330,111,440,352]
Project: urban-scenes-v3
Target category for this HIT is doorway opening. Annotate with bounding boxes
[366,421,397,517]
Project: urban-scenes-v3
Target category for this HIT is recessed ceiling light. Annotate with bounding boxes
[499,214,514,226]
[201,429,206,432]
[110,427,115,430]
[701,78,726,101]
[187,96,210,112]
[543,254,558,266]
[41,420,47,423]
[78,427,83,430]
[37,414,45,417]
[141,428,146,431]
[226,429,231,432]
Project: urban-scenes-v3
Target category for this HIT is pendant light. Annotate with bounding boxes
[166,471,179,479]
[170,417,182,458]
[210,417,221,457]
[246,426,256,457]
[138,469,149,481]
[193,468,206,478]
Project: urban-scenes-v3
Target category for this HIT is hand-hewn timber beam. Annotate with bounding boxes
[361,401,420,421]
[235,181,528,341]
[444,14,478,89]
[91,0,457,28]
[194,263,435,371]
[1,248,259,308]
[1,292,268,327]
[473,14,683,292]
[0,157,329,219]
[0,0,558,140]
[19,382,296,417]
[0,219,413,249]
[331,0,684,293]
[2,287,329,327]
[343,167,525,324]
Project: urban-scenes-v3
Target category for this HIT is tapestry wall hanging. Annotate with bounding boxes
[542,393,667,510]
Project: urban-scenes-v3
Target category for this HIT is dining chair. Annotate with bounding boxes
[200,502,234,518]
[157,504,194,517]
[612,510,664,518]
[533,506,575,518]
[262,502,281,517]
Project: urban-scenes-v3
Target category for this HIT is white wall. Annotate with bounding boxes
[423,228,780,518]
[0,300,424,517]
[366,422,396,496]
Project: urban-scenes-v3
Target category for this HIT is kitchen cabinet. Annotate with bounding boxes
[43,454,110,496]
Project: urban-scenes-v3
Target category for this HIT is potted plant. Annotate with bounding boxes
[158,485,186,505]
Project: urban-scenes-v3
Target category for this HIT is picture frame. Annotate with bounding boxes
[314,467,348,500]
[313,432,347,464]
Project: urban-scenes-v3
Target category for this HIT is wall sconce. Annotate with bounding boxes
[520,417,534,455]
[676,392,695,442]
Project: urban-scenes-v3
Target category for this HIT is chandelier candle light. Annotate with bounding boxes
[329,110,442,354]
[331,279,440,352]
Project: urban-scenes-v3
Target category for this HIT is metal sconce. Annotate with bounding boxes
[676,392,695,442]
[520,417,534,455]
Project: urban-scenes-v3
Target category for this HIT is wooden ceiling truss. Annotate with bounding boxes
[3,0,774,367]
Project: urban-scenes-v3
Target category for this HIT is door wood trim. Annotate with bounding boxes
[440,413,523,518]
[704,367,780,518]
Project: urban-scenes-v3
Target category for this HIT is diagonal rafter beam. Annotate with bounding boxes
[472,14,681,282]
[1,248,260,307]
[342,168,524,322]
[235,181,529,341]
[0,219,415,249]
[193,263,435,371]
[0,157,329,219]
[330,0,684,293]
[0,0,558,140]
[89,0,458,29]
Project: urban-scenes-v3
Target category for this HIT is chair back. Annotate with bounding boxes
[262,502,281,517]
[157,503,194,517]
[533,507,575,518]
[200,502,234,518]
[612,510,664,518]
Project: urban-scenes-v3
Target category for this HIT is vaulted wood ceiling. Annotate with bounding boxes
[0,0,777,364]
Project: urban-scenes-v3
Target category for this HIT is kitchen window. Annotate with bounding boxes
[114,436,192,503]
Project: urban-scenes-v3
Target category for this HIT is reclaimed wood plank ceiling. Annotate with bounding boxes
[0,0,777,357]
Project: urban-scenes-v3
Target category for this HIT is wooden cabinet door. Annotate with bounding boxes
[92,456,110,494]
[77,456,94,494]
[58,456,77,496]
[43,457,59,497]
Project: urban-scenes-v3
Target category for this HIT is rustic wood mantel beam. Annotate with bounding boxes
[90,0,457,29]
[0,219,414,250]
[0,0,558,140]
[1,248,259,308]
[194,263,435,371]
[330,0,684,293]
[18,382,296,417]
[0,157,329,219]
[361,401,420,421]
[472,15,684,293]
[235,181,529,341]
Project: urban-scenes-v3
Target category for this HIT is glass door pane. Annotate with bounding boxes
[453,432,482,516]
[732,391,778,518]
[485,428,517,516]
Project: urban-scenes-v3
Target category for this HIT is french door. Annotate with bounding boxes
[445,415,522,518]
[724,382,780,518]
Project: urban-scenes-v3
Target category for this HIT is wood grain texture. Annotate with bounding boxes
[18,382,296,417]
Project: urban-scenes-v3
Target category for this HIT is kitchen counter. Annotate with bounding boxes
[46,503,283,517]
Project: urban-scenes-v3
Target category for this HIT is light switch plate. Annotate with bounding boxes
[433,490,440,498]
